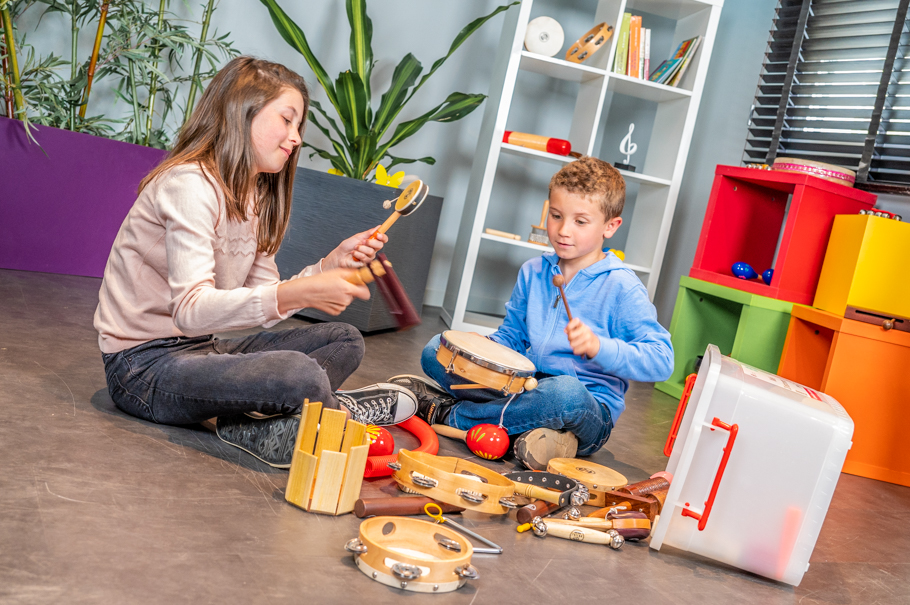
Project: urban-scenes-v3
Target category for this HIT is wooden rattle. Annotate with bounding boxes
[432,423,510,460]
[530,516,624,549]
[370,178,429,240]
[344,254,420,330]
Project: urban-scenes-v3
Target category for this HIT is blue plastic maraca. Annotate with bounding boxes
[762,269,774,285]
[732,262,758,280]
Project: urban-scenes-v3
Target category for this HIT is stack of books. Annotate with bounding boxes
[648,36,701,87]
[612,13,650,79]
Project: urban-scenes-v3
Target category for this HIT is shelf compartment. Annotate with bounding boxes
[479,233,652,274]
[500,144,672,187]
[519,51,608,83]
[607,73,692,103]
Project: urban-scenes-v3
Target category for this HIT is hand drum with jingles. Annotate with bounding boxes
[344,516,479,593]
[436,330,538,395]
[547,458,628,507]
[370,178,430,240]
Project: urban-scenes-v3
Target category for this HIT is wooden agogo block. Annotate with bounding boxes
[336,444,370,515]
[309,450,348,514]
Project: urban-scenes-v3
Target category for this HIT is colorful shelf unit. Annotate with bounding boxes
[689,165,876,305]
[655,276,795,399]
[777,305,910,488]
[814,214,910,326]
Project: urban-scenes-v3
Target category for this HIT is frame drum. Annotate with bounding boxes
[436,330,537,395]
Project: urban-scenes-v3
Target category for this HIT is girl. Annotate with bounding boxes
[94,57,416,468]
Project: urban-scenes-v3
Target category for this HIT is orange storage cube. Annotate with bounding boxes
[778,305,910,487]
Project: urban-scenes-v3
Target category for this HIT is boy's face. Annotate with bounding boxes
[547,187,622,264]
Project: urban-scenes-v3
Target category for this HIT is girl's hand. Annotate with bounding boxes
[277,269,370,316]
[324,226,388,270]
[565,317,600,358]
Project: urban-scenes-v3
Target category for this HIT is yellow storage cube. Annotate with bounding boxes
[814,214,910,325]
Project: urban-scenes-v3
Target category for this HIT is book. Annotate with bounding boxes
[668,36,701,87]
[628,16,642,77]
[613,13,632,74]
[643,29,650,80]
[651,37,698,84]
[651,58,682,84]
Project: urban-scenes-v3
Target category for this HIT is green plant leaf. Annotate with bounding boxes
[258,0,341,116]
[309,99,348,146]
[375,92,485,159]
[303,141,351,176]
[334,70,368,144]
[406,2,516,104]
[372,53,421,136]
[385,153,436,172]
[350,132,377,179]
[308,109,354,175]
[345,0,372,123]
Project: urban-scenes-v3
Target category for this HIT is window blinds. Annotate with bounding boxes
[744,0,910,192]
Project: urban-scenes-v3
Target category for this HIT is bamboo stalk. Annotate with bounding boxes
[69,0,78,129]
[182,0,214,125]
[143,0,166,145]
[79,0,110,119]
[2,36,13,117]
[128,57,141,142]
[1,4,24,118]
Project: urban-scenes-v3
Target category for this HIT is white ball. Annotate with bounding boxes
[524,16,564,57]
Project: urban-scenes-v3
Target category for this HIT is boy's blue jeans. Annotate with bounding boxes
[102,323,363,425]
[421,334,613,456]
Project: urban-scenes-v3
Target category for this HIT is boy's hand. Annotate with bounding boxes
[565,317,600,358]
[324,226,388,269]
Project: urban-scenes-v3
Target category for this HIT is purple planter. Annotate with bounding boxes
[0,117,167,277]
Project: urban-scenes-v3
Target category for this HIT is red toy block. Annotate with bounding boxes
[689,166,876,305]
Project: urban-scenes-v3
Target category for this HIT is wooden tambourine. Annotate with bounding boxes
[547,458,628,507]
[771,157,856,187]
[345,516,478,593]
[370,178,430,240]
[436,330,538,395]
[391,450,517,515]
[565,22,613,64]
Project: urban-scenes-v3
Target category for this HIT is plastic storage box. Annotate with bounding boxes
[650,344,853,586]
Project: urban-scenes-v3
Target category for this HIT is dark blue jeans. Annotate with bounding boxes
[102,323,364,425]
[420,334,613,456]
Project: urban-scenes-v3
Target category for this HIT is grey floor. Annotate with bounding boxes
[2,267,909,605]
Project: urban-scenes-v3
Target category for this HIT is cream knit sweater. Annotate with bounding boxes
[94,164,316,354]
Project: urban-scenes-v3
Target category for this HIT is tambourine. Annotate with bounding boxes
[771,157,856,187]
[391,450,516,515]
[345,516,478,593]
[436,330,538,395]
[547,458,628,506]
[565,22,613,64]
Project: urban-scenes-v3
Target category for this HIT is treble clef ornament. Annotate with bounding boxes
[615,123,637,173]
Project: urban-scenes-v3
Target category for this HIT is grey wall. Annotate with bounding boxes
[19,0,910,318]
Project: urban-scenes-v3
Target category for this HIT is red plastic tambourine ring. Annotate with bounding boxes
[363,416,439,477]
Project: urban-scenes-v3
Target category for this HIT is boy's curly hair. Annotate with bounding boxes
[549,156,625,220]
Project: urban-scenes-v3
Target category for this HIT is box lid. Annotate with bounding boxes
[791,305,910,347]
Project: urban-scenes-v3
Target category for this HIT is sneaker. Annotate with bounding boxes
[216,412,300,468]
[387,374,457,425]
[513,428,579,471]
[336,383,417,426]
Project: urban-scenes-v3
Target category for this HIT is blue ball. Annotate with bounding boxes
[732,262,758,280]
[762,268,774,285]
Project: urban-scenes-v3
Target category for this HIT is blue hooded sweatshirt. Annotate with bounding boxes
[488,251,673,424]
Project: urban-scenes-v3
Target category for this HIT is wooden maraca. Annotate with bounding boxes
[432,423,510,460]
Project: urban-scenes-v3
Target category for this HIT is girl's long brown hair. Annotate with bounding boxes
[140,56,309,255]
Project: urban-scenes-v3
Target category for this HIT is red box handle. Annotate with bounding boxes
[680,417,739,531]
[664,373,697,457]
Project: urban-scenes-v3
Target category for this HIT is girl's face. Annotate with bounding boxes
[251,88,305,174]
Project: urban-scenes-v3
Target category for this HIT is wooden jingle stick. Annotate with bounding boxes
[545,516,650,532]
[370,179,429,240]
[539,523,621,547]
[354,497,463,518]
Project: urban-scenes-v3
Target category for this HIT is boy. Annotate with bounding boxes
[390,157,673,470]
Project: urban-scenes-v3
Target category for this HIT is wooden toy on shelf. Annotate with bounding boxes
[528,199,550,246]
[285,400,370,516]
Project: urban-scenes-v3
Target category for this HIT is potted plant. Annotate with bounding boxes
[0,0,237,277]
[260,0,517,331]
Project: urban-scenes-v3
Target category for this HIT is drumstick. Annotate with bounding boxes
[552,274,573,321]
[516,499,562,525]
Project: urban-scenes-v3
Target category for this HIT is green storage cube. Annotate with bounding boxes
[655,276,797,399]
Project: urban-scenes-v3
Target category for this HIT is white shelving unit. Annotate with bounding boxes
[441,0,723,334]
